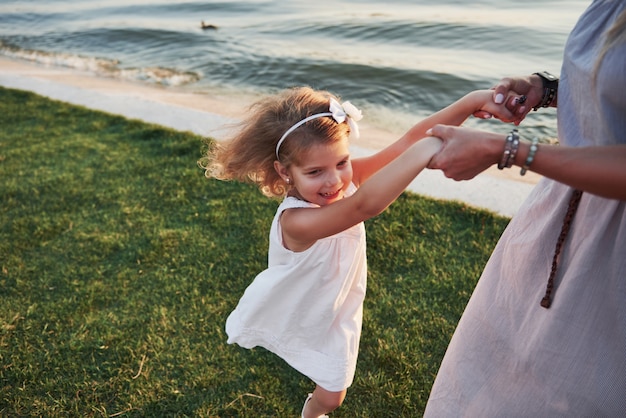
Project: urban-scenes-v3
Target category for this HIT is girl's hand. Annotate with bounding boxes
[427,124,503,180]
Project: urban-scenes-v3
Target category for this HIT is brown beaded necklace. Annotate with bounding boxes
[540,189,583,308]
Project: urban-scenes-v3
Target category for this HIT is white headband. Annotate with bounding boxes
[275,98,363,159]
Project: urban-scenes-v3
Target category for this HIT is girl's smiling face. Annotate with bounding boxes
[287,138,353,206]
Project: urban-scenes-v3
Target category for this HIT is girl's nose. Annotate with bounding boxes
[325,171,340,187]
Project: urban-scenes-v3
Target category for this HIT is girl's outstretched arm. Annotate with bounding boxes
[352,89,503,185]
[280,137,442,252]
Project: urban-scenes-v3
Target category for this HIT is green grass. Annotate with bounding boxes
[0,86,510,417]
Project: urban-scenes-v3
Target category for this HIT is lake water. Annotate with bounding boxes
[0,0,589,140]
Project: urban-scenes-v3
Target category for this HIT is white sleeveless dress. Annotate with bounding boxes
[226,184,367,392]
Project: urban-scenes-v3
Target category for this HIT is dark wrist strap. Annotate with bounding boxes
[533,71,559,111]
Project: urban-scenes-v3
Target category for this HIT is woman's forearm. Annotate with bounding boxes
[510,138,626,200]
[429,125,626,201]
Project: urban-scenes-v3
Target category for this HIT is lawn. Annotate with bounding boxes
[0,86,509,417]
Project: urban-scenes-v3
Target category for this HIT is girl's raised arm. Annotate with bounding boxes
[352,90,502,185]
[280,137,442,252]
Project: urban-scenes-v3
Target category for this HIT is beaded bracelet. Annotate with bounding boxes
[498,131,513,170]
[520,137,539,176]
[498,129,520,170]
[506,129,520,168]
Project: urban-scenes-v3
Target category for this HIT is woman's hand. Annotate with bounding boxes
[474,74,546,125]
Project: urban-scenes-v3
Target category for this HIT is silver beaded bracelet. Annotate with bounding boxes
[520,137,539,176]
[498,129,520,170]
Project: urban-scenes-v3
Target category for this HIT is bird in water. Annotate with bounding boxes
[200,21,218,30]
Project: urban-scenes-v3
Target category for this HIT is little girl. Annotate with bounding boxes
[202,86,504,417]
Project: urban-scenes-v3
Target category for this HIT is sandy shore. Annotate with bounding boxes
[0,56,540,217]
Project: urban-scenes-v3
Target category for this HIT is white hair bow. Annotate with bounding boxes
[329,98,363,139]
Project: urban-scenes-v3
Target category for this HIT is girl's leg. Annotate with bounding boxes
[301,386,346,418]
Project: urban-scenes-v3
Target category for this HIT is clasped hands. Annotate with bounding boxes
[428,75,545,180]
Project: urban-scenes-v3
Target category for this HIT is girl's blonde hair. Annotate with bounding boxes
[200,86,351,197]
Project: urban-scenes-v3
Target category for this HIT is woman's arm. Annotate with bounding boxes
[427,125,626,200]
[280,137,442,252]
[351,90,505,185]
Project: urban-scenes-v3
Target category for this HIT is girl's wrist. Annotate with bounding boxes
[465,90,491,113]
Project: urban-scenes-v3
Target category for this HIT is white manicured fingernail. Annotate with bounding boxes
[426,128,433,135]
[495,93,504,104]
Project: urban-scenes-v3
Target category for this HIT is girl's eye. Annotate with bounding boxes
[338,160,348,168]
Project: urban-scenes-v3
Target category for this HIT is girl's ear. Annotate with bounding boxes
[274,160,290,183]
